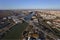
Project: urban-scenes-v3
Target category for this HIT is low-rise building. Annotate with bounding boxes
[11,16,22,23]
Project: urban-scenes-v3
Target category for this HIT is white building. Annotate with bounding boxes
[3,17,7,20]
[40,14,56,19]
[11,16,22,23]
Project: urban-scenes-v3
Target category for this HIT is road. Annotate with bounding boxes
[37,13,59,39]
[0,23,16,39]
[33,21,57,40]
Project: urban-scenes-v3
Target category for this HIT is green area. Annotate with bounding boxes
[52,28,60,37]
[2,22,28,39]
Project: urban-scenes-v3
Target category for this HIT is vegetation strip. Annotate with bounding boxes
[2,22,28,39]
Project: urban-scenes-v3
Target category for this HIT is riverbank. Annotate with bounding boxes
[2,22,28,40]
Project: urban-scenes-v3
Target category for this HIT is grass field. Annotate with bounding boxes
[2,22,28,40]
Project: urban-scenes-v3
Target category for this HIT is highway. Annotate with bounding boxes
[0,23,16,39]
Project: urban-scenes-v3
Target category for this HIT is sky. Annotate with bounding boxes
[0,0,60,9]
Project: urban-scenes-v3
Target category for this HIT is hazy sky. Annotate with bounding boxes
[0,0,60,9]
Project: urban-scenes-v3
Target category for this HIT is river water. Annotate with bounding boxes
[24,12,35,22]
